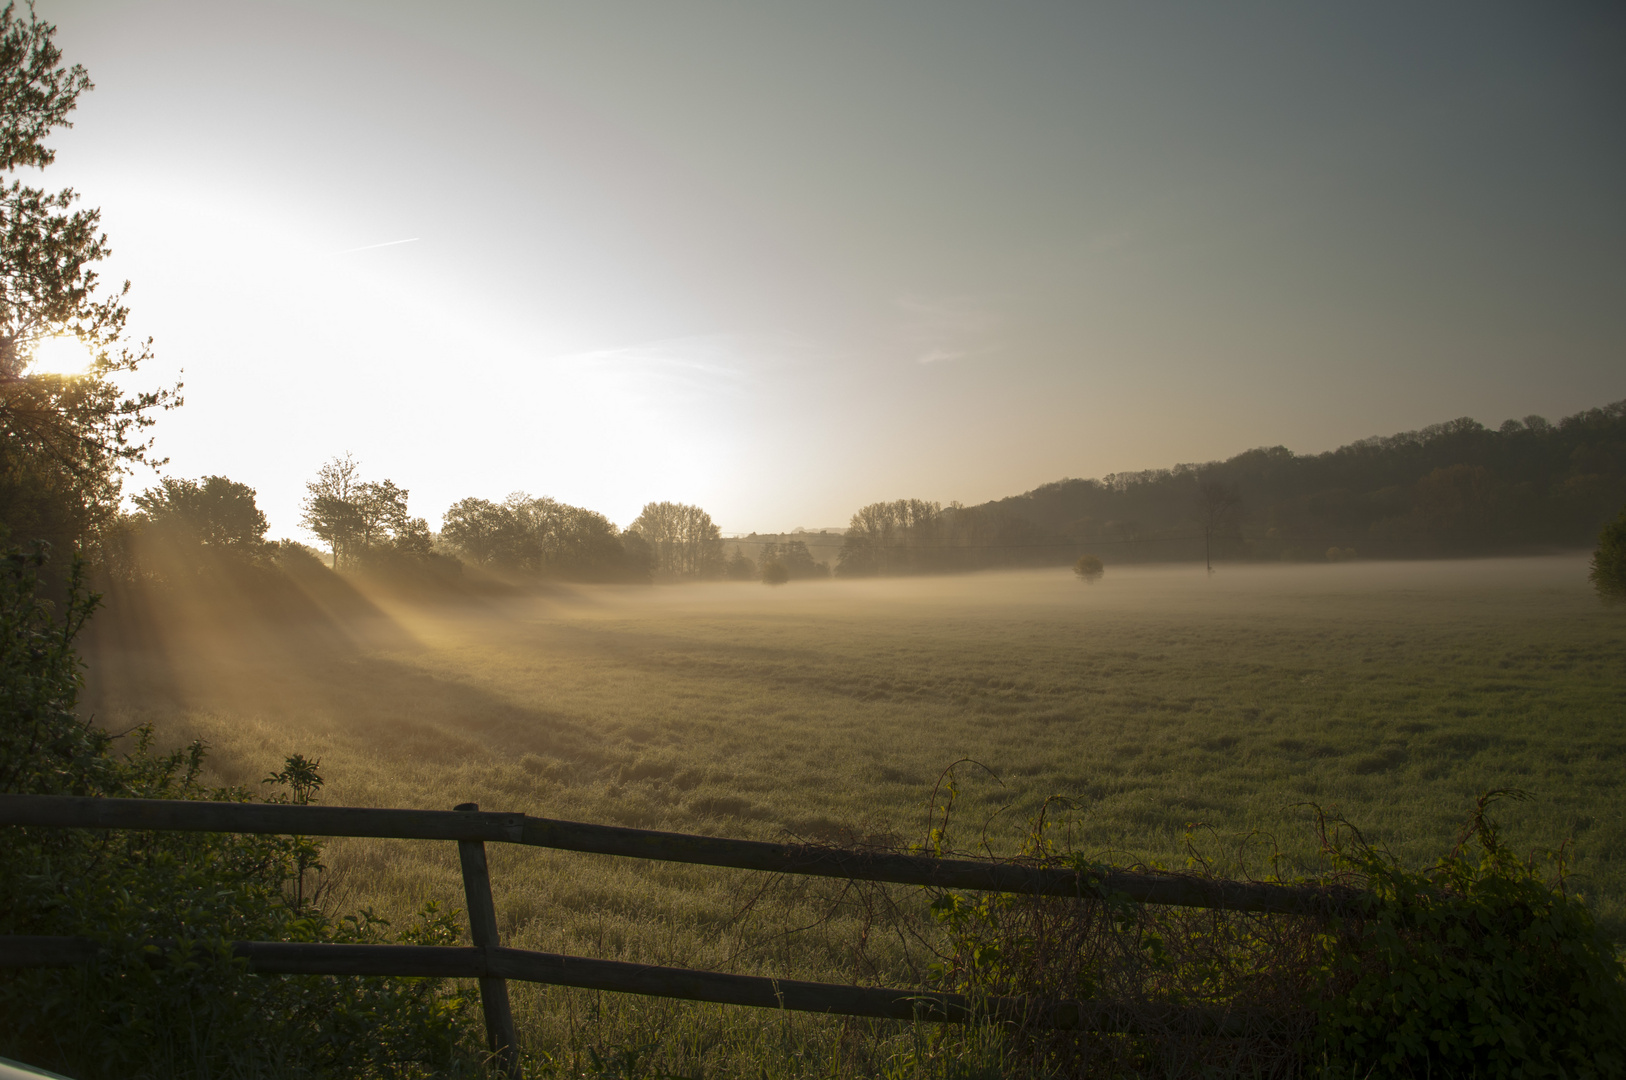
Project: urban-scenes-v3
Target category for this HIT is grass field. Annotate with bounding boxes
[78,554,1626,1074]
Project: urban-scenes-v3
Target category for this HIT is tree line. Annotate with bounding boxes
[32,396,1626,595]
[830,402,1626,576]
[98,460,740,588]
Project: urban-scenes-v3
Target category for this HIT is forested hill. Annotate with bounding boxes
[834,400,1626,574]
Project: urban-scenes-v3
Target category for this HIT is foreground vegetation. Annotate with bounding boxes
[0,549,486,1078]
[66,553,1626,1075]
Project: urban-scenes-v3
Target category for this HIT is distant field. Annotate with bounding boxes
[79,555,1626,1071]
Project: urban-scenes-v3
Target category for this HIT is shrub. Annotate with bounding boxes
[913,782,1626,1078]
[0,546,483,1079]
[1311,793,1626,1077]
[1592,503,1626,603]
[760,559,790,585]
[1072,554,1104,583]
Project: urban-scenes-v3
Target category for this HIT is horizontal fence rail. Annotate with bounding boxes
[0,936,1274,1038]
[0,795,1353,914]
[1,792,1341,1069]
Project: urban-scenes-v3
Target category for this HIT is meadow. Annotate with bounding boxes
[77,554,1626,1074]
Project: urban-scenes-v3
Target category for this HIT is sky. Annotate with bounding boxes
[39,1,1626,537]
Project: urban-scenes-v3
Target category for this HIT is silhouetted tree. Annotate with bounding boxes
[630,501,724,580]
[0,7,179,557]
[132,475,268,553]
[299,457,419,570]
[299,454,362,568]
[839,500,936,576]
[1195,474,1242,572]
[758,539,826,581]
[350,479,410,553]
[724,545,755,581]
[440,496,508,565]
[619,529,655,581]
[440,492,649,582]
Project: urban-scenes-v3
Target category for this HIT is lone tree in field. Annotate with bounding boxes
[1592,504,1626,603]
[1195,474,1242,573]
[1073,553,1104,583]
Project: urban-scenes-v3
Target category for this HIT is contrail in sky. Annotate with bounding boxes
[324,237,421,257]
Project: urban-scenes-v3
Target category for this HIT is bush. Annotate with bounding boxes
[1072,554,1104,582]
[1312,793,1626,1077]
[1592,504,1626,603]
[760,559,789,585]
[0,547,483,1079]
[915,783,1626,1078]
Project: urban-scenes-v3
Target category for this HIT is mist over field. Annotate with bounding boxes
[82,555,1625,922]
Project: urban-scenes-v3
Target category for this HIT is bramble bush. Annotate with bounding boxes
[916,774,1626,1078]
[1311,793,1626,1078]
[0,546,484,1079]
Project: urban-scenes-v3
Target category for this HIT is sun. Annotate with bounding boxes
[28,335,95,376]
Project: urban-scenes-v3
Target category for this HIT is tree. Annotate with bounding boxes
[299,456,416,570]
[131,475,268,553]
[1195,474,1242,573]
[1413,464,1499,549]
[299,454,362,568]
[724,545,755,581]
[440,496,510,566]
[350,479,410,552]
[1073,553,1103,583]
[1592,504,1626,604]
[630,501,724,580]
[0,7,179,556]
[837,499,946,576]
[759,539,826,581]
[440,492,651,582]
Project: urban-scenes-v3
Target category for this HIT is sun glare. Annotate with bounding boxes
[29,335,95,376]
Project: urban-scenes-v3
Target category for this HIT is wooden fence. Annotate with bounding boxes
[0,794,1351,1076]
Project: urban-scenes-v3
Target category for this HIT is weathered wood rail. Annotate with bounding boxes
[0,936,1267,1037]
[0,794,1344,1075]
[0,794,1349,912]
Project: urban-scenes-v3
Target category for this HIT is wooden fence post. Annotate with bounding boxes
[456,802,521,1078]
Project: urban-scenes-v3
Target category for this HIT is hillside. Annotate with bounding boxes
[834,401,1626,573]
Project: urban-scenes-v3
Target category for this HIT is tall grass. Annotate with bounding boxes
[73,555,1626,1074]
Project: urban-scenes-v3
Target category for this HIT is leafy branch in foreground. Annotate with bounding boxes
[0,3,181,557]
